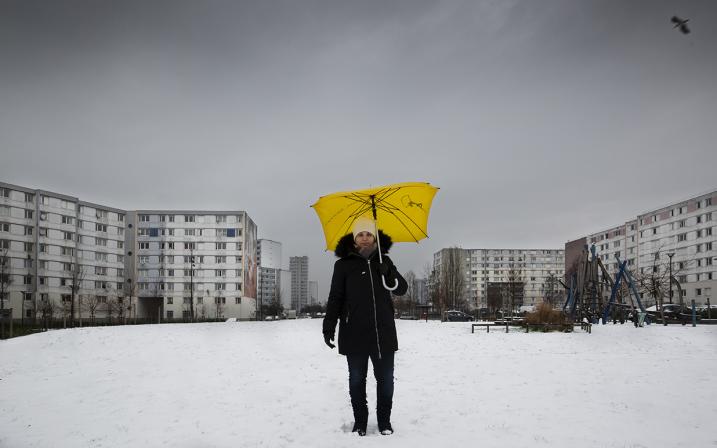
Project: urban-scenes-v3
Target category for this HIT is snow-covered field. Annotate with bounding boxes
[1,320,715,448]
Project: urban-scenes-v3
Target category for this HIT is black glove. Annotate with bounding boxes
[324,333,335,349]
[379,262,393,278]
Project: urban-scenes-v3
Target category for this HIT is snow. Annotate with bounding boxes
[1,320,715,448]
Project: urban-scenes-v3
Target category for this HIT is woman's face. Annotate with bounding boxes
[354,231,375,249]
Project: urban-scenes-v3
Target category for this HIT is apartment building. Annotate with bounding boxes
[0,181,258,321]
[0,182,127,321]
[566,189,716,306]
[433,247,565,309]
[130,210,257,321]
[289,256,308,312]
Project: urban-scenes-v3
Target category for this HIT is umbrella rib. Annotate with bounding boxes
[375,203,429,241]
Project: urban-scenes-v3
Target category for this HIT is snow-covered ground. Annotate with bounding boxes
[1,320,715,448]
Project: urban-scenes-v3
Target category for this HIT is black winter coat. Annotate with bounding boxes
[322,231,408,356]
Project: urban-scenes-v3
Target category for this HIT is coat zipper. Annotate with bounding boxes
[367,259,382,359]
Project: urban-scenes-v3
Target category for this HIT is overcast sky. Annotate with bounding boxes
[1,0,716,300]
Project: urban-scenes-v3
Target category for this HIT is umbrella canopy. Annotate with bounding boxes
[311,182,439,251]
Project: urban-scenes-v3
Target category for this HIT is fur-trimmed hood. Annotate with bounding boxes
[334,230,394,258]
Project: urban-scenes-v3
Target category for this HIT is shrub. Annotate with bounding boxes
[524,302,568,325]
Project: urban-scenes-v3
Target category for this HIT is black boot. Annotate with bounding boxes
[352,422,367,436]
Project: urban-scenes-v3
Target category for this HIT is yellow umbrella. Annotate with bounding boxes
[311,182,439,289]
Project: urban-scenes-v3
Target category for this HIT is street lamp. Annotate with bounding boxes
[667,252,675,305]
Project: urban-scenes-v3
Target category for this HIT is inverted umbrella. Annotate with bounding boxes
[311,182,439,290]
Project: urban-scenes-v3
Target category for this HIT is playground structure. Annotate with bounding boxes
[561,244,685,325]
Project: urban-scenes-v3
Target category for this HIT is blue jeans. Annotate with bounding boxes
[346,351,394,429]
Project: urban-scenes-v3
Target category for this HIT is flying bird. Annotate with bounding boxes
[671,16,690,34]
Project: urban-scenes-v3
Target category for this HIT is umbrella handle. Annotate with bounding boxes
[382,275,399,291]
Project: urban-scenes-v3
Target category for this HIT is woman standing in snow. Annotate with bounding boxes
[322,217,408,436]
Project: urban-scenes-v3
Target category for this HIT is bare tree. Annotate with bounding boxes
[68,263,86,328]
[123,279,137,324]
[39,296,57,330]
[436,247,466,313]
[505,259,525,317]
[634,248,692,311]
[541,273,561,306]
[215,296,225,319]
[0,247,12,311]
[81,293,101,325]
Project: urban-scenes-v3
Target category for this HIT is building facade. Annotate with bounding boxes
[565,189,716,307]
[433,247,565,309]
[130,210,257,321]
[289,256,308,312]
[0,181,257,321]
[257,239,283,312]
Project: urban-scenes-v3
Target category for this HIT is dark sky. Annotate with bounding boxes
[1,0,716,298]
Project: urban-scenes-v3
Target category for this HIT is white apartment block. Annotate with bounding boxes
[257,239,282,310]
[433,248,565,309]
[1,182,127,321]
[0,182,258,321]
[566,189,716,307]
[131,210,257,321]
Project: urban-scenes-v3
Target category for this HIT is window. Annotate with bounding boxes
[139,255,150,264]
[24,209,33,219]
[235,297,241,304]
[166,283,174,291]
[652,228,657,235]
[167,297,173,305]
[139,242,150,250]
[706,198,712,206]
[185,242,196,250]
[184,215,195,223]
[24,258,32,268]
[216,242,227,250]
[24,242,33,252]
[167,311,174,319]
[168,269,174,276]
[236,242,242,250]
[215,269,225,277]
[197,297,203,304]
[24,275,32,285]
[677,233,687,242]
[95,237,107,246]
[216,216,226,223]
[61,215,73,225]
[215,283,226,291]
[183,269,196,277]
[184,283,193,291]
[169,215,175,222]
[140,215,150,222]
[215,256,226,264]
[707,258,713,266]
[707,228,713,236]
[696,288,702,296]
[707,242,713,251]
[118,214,124,222]
[160,215,166,222]
[183,297,191,304]
[216,228,228,237]
[0,223,8,232]
[707,212,713,221]
[215,297,226,304]
[0,188,9,198]
[24,292,32,301]
[95,266,107,276]
[185,229,195,236]
[167,242,175,250]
